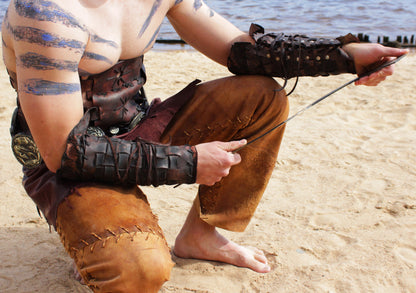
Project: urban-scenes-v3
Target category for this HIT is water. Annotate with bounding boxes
[1,0,415,49]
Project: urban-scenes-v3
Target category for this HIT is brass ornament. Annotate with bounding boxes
[87,126,105,137]
[128,111,146,130]
[11,133,42,169]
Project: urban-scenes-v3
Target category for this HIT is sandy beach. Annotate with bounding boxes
[0,49,415,293]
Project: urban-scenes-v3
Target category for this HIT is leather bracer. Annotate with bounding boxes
[57,110,197,187]
[228,24,360,79]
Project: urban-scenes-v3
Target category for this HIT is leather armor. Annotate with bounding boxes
[228,24,360,79]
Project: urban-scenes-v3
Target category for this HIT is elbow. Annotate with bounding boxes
[41,149,64,174]
[232,33,255,45]
[38,138,70,173]
[42,156,61,174]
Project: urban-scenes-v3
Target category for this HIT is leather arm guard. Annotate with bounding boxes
[57,110,197,187]
[228,24,360,79]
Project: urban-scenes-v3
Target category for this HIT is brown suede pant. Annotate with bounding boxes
[56,75,289,292]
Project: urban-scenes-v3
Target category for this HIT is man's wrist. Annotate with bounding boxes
[337,33,360,60]
[340,42,360,60]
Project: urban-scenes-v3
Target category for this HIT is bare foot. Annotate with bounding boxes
[173,201,271,273]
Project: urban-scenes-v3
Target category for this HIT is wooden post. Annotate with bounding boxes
[396,36,402,43]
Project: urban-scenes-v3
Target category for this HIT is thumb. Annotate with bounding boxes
[219,139,247,152]
[382,47,409,58]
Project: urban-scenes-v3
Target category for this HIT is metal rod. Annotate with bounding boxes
[234,54,407,153]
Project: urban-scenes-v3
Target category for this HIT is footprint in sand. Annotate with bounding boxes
[309,214,341,230]
[394,246,416,268]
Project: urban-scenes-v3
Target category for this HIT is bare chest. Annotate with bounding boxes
[78,0,171,75]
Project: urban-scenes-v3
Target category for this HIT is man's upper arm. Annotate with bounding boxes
[167,0,252,65]
[5,6,88,172]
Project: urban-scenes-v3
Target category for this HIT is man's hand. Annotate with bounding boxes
[195,139,247,186]
[342,43,408,86]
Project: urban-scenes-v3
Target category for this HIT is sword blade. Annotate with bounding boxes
[234,54,407,153]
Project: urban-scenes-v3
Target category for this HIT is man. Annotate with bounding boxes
[2,0,407,292]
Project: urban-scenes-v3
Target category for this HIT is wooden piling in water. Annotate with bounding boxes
[358,34,415,48]
[155,33,416,48]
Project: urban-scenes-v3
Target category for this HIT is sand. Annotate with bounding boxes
[0,49,415,293]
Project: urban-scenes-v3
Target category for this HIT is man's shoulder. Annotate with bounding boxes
[4,0,89,53]
[7,0,87,32]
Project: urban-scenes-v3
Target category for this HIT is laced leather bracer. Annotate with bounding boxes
[228,24,360,80]
[57,109,197,187]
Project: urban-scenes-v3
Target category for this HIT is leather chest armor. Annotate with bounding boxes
[10,56,148,169]
[80,56,149,134]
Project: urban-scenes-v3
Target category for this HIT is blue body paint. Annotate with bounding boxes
[12,26,85,51]
[138,0,162,37]
[83,52,113,64]
[15,0,119,49]
[91,35,118,49]
[24,79,80,95]
[143,25,161,51]
[15,0,85,31]
[193,0,202,11]
[20,52,78,71]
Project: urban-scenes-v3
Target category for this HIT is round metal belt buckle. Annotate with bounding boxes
[11,133,42,169]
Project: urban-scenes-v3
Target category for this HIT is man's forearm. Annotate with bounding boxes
[57,109,197,187]
[227,23,360,79]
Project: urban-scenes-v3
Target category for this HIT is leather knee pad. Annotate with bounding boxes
[76,231,174,293]
[56,185,174,292]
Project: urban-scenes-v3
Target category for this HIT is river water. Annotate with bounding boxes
[0,0,415,49]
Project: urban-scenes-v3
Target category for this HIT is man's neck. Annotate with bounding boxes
[78,0,110,9]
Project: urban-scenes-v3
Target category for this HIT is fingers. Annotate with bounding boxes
[353,43,408,87]
[195,140,247,186]
[355,68,388,86]
[210,143,243,184]
[356,53,405,86]
[219,139,247,152]
[215,139,246,166]
[382,47,409,58]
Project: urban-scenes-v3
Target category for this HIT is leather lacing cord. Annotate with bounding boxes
[99,135,153,186]
[270,33,302,96]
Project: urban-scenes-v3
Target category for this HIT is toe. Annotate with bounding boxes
[240,247,270,273]
[249,258,271,273]
[247,246,268,264]
[253,251,268,264]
